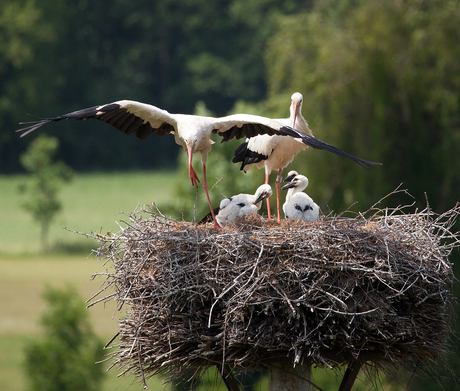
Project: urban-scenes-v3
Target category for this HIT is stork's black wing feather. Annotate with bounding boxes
[280,126,382,168]
[216,123,283,142]
[229,120,307,170]
[198,206,221,225]
[232,140,269,171]
[17,104,120,137]
[17,103,174,140]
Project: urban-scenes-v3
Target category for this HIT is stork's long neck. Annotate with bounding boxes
[286,182,308,202]
[285,187,297,202]
[289,103,298,129]
[290,103,311,135]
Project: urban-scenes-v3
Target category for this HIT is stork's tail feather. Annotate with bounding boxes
[232,140,269,171]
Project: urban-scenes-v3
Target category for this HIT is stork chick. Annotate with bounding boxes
[216,184,273,227]
[282,171,319,221]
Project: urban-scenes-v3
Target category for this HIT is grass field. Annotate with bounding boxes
[0,255,171,391]
[0,171,178,391]
[0,170,177,254]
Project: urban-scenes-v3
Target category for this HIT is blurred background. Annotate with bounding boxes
[1,0,459,390]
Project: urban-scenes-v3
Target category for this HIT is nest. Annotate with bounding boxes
[89,200,459,387]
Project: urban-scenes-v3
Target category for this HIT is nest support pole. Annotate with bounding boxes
[338,359,363,391]
[217,364,241,391]
[268,363,312,391]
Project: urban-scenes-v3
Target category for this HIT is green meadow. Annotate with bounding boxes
[0,171,179,391]
[0,171,178,255]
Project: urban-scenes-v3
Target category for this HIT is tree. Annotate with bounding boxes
[265,0,460,214]
[19,134,73,252]
[1,0,315,173]
[0,0,63,173]
[24,285,106,391]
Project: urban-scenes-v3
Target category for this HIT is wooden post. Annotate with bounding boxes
[338,360,362,391]
[268,363,312,391]
[218,364,241,391]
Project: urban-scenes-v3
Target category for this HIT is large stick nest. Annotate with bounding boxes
[90,199,459,385]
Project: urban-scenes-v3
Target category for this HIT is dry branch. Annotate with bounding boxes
[88,201,459,387]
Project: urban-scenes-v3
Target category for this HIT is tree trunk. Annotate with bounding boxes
[41,220,50,253]
[268,363,312,391]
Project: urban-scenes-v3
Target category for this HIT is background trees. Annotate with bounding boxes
[265,0,460,215]
[4,0,458,215]
[19,134,73,253]
[24,285,106,391]
[1,0,311,173]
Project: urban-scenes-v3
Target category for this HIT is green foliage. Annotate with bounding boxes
[0,0,62,171]
[24,285,106,391]
[266,0,460,214]
[2,0,313,173]
[19,134,73,252]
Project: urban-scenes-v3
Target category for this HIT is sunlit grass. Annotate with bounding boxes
[0,254,173,391]
[0,335,28,391]
[0,170,178,254]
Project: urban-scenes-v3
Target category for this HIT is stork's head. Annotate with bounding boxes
[282,174,309,191]
[254,184,273,205]
[290,92,304,129]
[283,170,299,183]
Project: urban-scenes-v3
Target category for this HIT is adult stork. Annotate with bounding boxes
[282,171,319,221]
[215,184,272,227]
[17,100,308,230]
[233,92,381,222]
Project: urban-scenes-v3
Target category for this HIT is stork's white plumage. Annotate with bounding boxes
[282,171,319,222]
[17,100,309,230]
[233,92,381,222]
[215,184,272,227]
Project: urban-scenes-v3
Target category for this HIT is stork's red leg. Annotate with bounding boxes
[202,163,220,230]
[187,147,200,187]
[265,172,271,219]
[276,169,283,222]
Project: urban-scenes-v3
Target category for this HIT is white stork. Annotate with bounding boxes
[215,184,272,227]
[233,92,381,222]
[17,100,308,230]
[282,171,319,221]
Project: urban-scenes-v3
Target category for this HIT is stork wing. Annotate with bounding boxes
[210,114,304,142]
[17,100,176,140]
[289,127,382,168]
[232,139,268,170]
